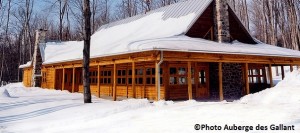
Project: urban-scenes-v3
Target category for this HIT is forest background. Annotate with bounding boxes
[0,0,299,83]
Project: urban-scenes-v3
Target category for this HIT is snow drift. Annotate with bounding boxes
[239,70,300,104]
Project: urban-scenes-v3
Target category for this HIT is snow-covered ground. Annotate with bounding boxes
[1,71,300,133]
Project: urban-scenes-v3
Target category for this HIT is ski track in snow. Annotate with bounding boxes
[0,98,80,111]
[0,103,80,123]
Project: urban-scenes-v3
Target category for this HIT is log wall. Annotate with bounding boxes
[23,68,32,87]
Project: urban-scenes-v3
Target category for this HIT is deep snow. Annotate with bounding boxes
[0,70,300,133]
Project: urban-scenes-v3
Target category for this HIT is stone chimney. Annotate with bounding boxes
[213,0,230,43]
[32,29,47,87]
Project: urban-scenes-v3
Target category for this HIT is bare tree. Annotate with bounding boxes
[83,0,92,103]
[0,0,11,82]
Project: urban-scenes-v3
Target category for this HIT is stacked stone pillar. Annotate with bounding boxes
[214,0,230,43]
[209,0,244,101]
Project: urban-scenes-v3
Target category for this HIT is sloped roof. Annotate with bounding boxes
[43,0,213,64]
[40,0,300,65]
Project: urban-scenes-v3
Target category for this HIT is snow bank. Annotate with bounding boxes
[0,83,23,98]
[19,61,32,68]
[239,69,300,104]
[153,100,174,107]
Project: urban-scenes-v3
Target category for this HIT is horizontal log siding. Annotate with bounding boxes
[23,68,32,87]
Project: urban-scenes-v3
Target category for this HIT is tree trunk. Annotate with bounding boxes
[83,0,92,103]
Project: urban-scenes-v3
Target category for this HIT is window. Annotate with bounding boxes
[178,67,187,85]
[146,67,163,85]
[89,70,98,84]
[146,68,155,85]
[126,67,163,85]
[199,70,206,84]
[170,67,188,85]
[248,67,265,84]
[135,68,143,85]
[117,69,126,85]
[170,66,194,85]
[128,69,132,84]
[101,70,112,84]
[42,72,47,83]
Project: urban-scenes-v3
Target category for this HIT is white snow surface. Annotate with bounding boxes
[1,71,300,132]
[19,61,32,68]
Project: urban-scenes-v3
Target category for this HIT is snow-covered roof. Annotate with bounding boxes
[43,0,212,64]
[130,36,300,57]
[19,61,32,68]
[41,0,300,65]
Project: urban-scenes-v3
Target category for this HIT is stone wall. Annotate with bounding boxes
[209,63,243,101]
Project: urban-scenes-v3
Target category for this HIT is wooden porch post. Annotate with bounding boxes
[290,64,293,72]
[113,63,117,101]
[143,65,146,99]
[244,63,250,95]
[155,61,159,101]
[53,69,56,89]
[72,67,75,93]
[62,68,65,91]
[268,64,273,87]
[132,62,136,98]
[263,67,267,84]
[97,65,100,97]
[219,62,223,101]
[281,65,285,80]
[187,61,192,100]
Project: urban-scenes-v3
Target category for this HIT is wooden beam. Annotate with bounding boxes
[281,65,285,80]
[188,61,192,100]
[53,69,56,89]
[126,63,129,98]
[195,62,199,99]
[244,63,250,95]
[72,67,75,93]
[164,62,169,100]
[132,62,136,98]
[290,64,293,72]
[262,67,267,84]
[143,64,146,99]
[62,68,65,91]
[219,62,223,101]
[155,61,159,101]
[97,65,100,97]
[113,63,117,101]
[268,64,273,87]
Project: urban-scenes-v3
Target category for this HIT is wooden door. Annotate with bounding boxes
[195,65,210,99]
[55,69,63,90]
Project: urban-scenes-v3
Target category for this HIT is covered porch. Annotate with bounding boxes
[44,50,300,101]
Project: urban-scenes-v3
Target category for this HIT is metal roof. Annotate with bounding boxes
[97,0,213,34]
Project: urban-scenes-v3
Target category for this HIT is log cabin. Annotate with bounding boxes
[20,0,300,101]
